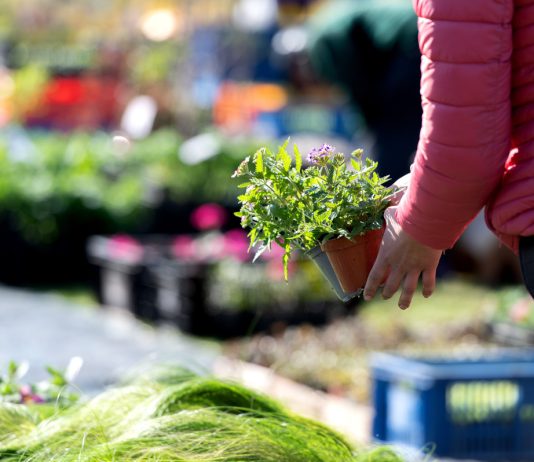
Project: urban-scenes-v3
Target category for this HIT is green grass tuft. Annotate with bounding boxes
[0,367,403,462]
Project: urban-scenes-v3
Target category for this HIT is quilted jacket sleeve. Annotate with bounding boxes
[395,0,514,249]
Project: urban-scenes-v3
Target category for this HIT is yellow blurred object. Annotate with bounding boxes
[251,84,288,112]
[6,65,49,123]
[140,8,181,41]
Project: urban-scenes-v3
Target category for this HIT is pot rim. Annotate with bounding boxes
[320,227,385,252]
[320,236,362,252]
[304,245,322,258]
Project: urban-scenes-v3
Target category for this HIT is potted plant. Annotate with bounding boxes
[233,141,392,298]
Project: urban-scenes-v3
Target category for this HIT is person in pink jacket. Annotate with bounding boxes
[364,0,534,307]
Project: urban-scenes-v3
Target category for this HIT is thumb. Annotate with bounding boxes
[384,206,403,237]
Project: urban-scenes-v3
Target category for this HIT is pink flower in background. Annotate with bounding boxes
[190,203,227,231]
[263,244,296,279]
[223,229,250,261]
[108,234,143,263]
[260,243,285,261]
[19,385,45,404]
[19,384,32,398]
[266,259,296,281]
[172,235,196,260]
[510,298,533,323]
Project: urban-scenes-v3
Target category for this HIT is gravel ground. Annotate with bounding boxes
[0,285,218,393]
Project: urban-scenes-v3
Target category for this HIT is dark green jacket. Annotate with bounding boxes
[307,0,421,179]
[308,0,419,123]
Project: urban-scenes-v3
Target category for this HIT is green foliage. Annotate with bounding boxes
[152,378,285,417]
[0,404,38,446]
[0,361,80,408]
[234,143,391,277]
[168,135,261,206]
[0,367,405,462]
[0,128,260,243]
[130,43,183,86]
[0,129,152,242]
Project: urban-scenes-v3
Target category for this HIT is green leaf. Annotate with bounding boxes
[283,244,291,281]
[350,158,361,171]
[7,361,18,378]
[352,149,363,159]
[279,147,291,172]
[249,228,258,246]
[319,210,332,222]
[46,366,67,386]
[255,148,264,174]
[294,144,302,172]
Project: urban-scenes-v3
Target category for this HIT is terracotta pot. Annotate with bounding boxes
[320,227,385,293]
[305,246,359,302]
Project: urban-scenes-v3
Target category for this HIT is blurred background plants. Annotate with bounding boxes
[0,358,81,409]
[0,128,260,244]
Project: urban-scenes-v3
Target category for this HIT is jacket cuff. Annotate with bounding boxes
[395,198,458,250]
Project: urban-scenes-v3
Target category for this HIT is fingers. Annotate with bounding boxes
[398,270,420,310]
[363,257,388,301]
[389,189,404,206]
[381,269,403,300]
[363,204,440,306]
[422,269,436,298]
[366,267,434,309]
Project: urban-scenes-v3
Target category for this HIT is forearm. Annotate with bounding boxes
[397,0,514,250]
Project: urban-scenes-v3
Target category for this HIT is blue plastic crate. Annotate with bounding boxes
[371,350,534,461]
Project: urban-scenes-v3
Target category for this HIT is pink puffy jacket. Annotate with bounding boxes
[396,0,534,253]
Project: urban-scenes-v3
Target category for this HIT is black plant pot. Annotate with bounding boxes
[87,236,159,322]
[306,245,361,303]
[148,260,212,335]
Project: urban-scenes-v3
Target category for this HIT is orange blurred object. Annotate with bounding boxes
[213,81,288,132]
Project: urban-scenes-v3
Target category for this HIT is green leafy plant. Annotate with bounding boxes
[233,142,392,278]
[0,359,81,408]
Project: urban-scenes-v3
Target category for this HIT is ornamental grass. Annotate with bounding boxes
[0,367,403,462]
